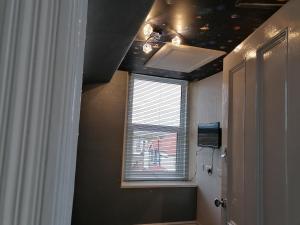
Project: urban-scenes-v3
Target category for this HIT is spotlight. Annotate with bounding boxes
[143,23,153,37]
[143,43,153,54]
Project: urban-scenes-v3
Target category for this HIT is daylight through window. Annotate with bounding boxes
[123,74,188,181]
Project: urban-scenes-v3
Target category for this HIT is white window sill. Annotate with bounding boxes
[121,181,197,189]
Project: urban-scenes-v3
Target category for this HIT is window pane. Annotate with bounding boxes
[132,79,182,127]
[128,130,177,172]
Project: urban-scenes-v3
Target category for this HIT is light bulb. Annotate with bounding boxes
[172,36,181,46]
[143,23,153,37]
[143,43,152,54]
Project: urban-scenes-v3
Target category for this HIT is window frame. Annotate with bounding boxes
[123,73,189,182]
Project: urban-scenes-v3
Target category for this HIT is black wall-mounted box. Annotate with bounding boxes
[198,122,221,149]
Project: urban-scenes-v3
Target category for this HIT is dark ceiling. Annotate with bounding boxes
[118,0,284,81]
[83,0,154,83]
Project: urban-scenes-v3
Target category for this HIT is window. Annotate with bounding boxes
[123,74,188,181]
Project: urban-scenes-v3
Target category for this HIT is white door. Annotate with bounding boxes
[222,0,300,225]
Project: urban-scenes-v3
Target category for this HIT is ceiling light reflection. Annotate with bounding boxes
[246,50,256,59]
[233,43,243,53]
[172,36,182,46]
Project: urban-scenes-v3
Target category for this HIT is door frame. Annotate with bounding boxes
[221,60,246,225]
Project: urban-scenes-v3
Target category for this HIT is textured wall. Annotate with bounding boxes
[189,73,223,225]
[72,71,197,225]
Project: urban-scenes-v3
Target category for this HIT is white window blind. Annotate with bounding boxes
[124,74,188,181]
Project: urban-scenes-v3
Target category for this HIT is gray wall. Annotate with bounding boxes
[189,73,223,225]
[72,71,197,225]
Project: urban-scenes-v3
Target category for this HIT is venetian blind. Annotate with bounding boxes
[123,74,188,181]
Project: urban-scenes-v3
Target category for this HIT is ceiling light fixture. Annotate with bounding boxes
[172,36,181,46]
[141,23,183,54]
[143,43,153,54]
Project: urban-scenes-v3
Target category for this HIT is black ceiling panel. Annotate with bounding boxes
[83,0,154,83]
[119,0,283,81]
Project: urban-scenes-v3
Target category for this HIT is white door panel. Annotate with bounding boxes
[257,31,288,225]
